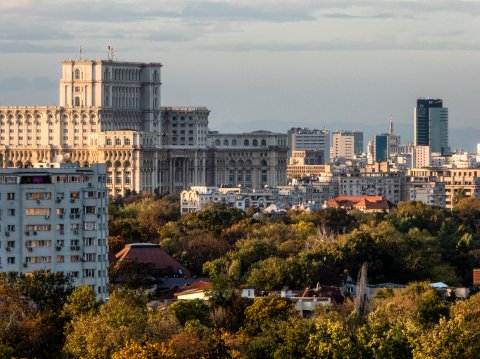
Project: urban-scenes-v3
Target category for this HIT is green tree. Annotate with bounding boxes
[169,299,211,327]
[242,296,297,336]
[62,285,98,319]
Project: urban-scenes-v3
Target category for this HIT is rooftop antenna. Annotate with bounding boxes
[79,46,82,60]
[389,115,394,135]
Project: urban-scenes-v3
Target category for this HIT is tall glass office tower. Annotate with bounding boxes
[414,98,449,155]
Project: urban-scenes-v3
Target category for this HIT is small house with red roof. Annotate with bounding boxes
[113,243,191,278]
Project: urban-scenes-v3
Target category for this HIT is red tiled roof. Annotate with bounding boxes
[113,243,191,277]
[326,195,389,211]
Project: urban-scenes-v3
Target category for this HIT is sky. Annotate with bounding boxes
[1,0,480,138]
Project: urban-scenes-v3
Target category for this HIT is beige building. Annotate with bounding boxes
[0,59,288,195]
[331,132,355,160]
[408,168,480,208]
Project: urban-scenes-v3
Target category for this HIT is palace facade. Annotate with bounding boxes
[0,59,288,195]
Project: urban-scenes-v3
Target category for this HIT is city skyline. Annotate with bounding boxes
[1,1,480,136]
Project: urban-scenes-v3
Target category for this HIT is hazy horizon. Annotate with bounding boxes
[1,1,480,136]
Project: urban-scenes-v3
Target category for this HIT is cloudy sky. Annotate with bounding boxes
[1,0,480,136]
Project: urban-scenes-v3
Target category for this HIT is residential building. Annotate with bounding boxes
[408,180,446,207]
[0,162,109,299]
[338,171,407,204]
[408,168,480,208]
[331,131,355,160]
[325,195,391,212]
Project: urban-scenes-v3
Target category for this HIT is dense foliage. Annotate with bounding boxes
[2,196,480,356]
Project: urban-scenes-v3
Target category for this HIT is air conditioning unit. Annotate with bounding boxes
[27,247,33,252]
[56,198,61,203]
[36,199,41,204]
[25,231,30,236]
[23,263,28,268]
[88,183,93,188]
[32,231,37,236]
[70,214,75,219]
[45,215,50,220]
[6,247,11,252]
[60,230,65,235]
[70,199,75,203]
[5,232,9,237]
[59,214,64,219]
[56,246,62,251]
[74,230,79,235]
[97,214,101,218]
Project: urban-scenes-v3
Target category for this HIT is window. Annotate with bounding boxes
[106,138,112,146]
[56,256,64,263]
[74,69,81,80]
[74,97,80,107]
[25,208,51,216]
[244,139,249,146]
[7,225,15,232]
[7,257,15,264]
[7,192,15,200]
[7,209,15,216]
[115,138,121,146]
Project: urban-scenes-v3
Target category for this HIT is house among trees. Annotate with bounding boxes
[113,243,191,278]
[325,195,392,212]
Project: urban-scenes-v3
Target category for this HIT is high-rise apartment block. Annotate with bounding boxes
[0,163,109,299]
[414,98,449,155]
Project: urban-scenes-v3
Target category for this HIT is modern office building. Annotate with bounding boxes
[414,98,449,155]
[0,162,109,299]
[374,134,389,163]
[287,128,330,164]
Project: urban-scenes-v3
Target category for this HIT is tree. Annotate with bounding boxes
[63,289,149,359]
[242,296,297,336]
[62,285,98,319]
[169,300,211,327]
[112,341,176,359]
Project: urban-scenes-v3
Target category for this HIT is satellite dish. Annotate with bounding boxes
[53,154,64,163]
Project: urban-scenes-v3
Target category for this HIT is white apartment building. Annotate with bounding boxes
[0,163,109,299]
[408,181,446,207]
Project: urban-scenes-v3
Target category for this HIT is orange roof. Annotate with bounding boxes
[174,281,212,296]
[114,243,191,277]
[326,195,390,211]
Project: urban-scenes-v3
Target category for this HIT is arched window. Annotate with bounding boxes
[261,139,267,146]
[244,139,249,146]
[74,69,81,80]
[106,138,112,146]
[223,139,229,146]
[74,97,80,107]
[114,160,122,168]
[261,159,268,167]
[124,160,131,168]
[253,139,258,146]
[215,139,220,146]
[124,138,131,145]
[232,139,237,146]
[115,138,121,146]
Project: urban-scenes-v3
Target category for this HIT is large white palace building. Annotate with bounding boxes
[0,59,288,196]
